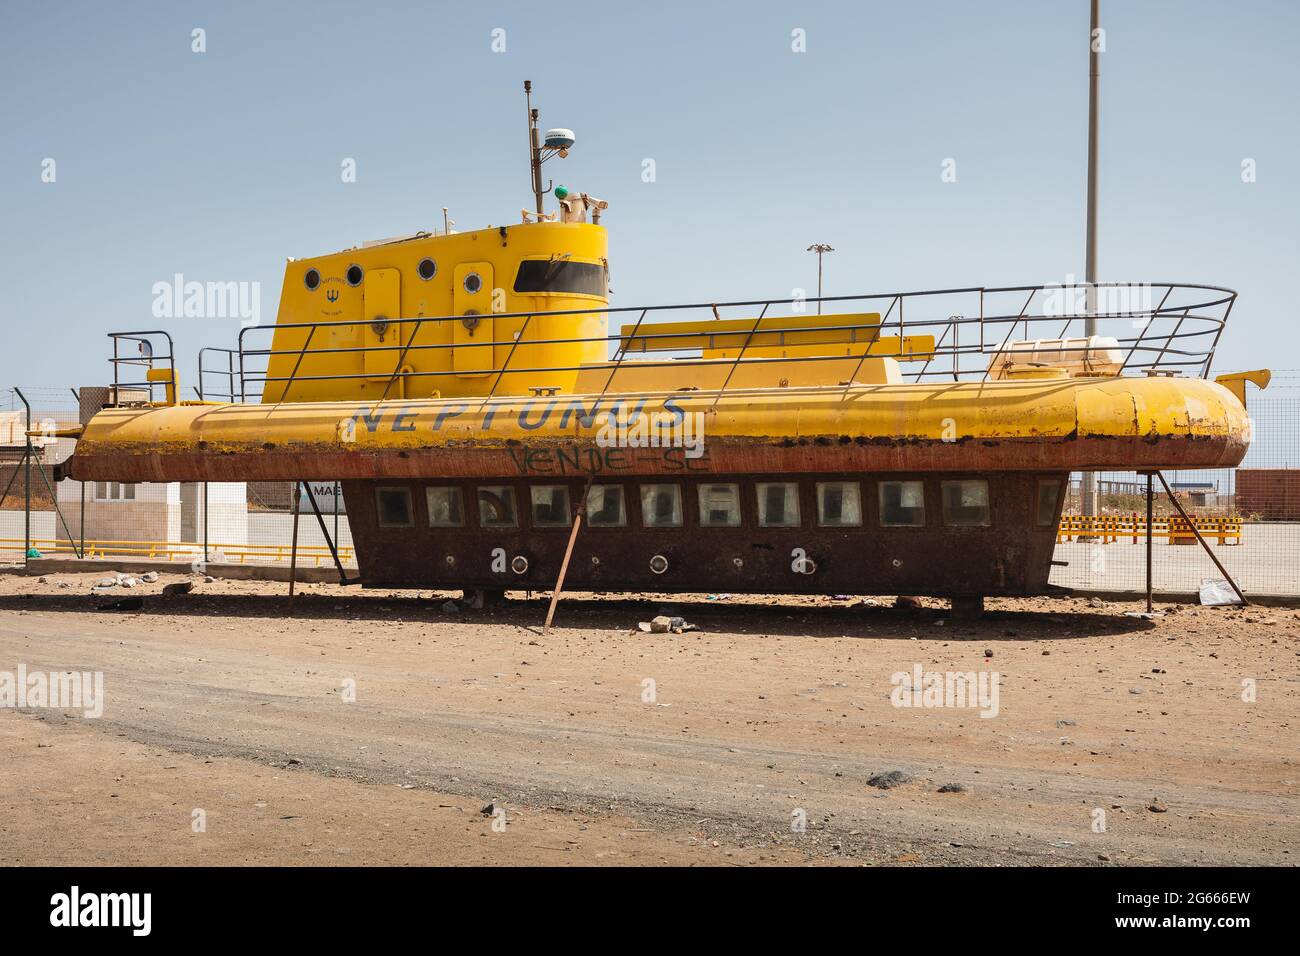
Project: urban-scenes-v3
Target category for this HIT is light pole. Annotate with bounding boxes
[1081,0,1101,520]
[806,243,834,314]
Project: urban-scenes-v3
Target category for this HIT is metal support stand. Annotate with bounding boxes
[203,481,209,566]
[1144,472,1154,613]
[288,480,302,602]
[301,481,352,585]
[1154,470,1247,606]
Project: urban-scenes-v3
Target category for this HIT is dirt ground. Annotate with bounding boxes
[0,570,1296,866]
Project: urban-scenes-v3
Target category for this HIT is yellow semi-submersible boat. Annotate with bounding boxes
[62,95,1265,611]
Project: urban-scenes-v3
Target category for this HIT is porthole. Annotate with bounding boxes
[463,271,483,295]
[303,268,321,291]
[418,258,437,281]
[346,264,364,286]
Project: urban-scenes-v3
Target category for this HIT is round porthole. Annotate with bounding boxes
[418,258,437,281]
[346,264,364,286]
[510,555,529,575]
[649,554,669,575]
[303,268,321,291]
[462,271,482,295]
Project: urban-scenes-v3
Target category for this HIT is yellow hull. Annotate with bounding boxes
[68,375,1250,482]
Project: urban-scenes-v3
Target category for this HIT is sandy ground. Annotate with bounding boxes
[0,571,1296,867]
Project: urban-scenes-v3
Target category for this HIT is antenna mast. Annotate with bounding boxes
[525,81,544,216]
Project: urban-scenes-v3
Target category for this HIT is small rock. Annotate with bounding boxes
[1148,801,1168,813]
[866,769,913,790]
[937,783,966,793]
[894,595,923,611]
[141,571,159,583]
[441,600,460,613]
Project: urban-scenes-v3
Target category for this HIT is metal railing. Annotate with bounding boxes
[108,330,176,403]
[197,347,240,402]
[114,283,1237,406]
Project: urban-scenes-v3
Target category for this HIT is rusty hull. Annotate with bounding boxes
[67,431,1246,484]
[344,471,1065,598]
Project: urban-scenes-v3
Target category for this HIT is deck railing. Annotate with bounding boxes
[109,282,1236,406]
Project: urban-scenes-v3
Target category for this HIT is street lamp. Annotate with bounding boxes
[806,243,834,314]
[1081,0,1101,522]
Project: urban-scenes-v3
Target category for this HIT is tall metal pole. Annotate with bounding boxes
[15,387,32,564]
[1081,0,1101,520]
[806,243,834,315]
[525,81,544,217]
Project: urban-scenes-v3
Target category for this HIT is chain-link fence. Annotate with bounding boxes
[4,380,1296,597]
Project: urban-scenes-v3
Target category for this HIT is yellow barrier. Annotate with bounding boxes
[1055,513,1242,546]
[0,538,355,568]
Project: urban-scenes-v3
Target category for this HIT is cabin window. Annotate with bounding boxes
[639,484,683,528]
[756,482,801,528]
[1036,479,1062,526]
[346,264,364,286]
[477,486,518,528]
[698,483,742,527]
[93,481,137,502]
[941,480,991,527]
[586,485,627,527]
[425,487,464,527]
[816,482,862,527]
[879,480,925,527]
[303,268,321,291]
[530,485,572,527]
[375,487,414,528]
[513,259,607,297]
[417,258,437,281]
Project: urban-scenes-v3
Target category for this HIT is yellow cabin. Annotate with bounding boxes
[263,221,609,403]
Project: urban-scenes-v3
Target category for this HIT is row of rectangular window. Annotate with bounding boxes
[92,481,137,502]
[379,479,1062,531]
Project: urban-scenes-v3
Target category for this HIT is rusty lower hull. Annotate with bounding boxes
[66,432,1246,484]
[342,471,1066,597]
